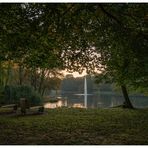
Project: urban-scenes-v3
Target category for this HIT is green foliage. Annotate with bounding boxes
[56,3,148,91]
[0,3,64,70]
[28,91,43,106]
[0,3,147,107]
[48,99,58,103]
[3,85,42,106]
[0,87,5,105]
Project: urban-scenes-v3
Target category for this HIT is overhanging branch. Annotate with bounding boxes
[99,4,122,26]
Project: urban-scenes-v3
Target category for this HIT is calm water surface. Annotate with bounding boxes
[60,91,148,108]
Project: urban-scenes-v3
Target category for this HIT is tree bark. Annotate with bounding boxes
[19,64,23,85]
[41,87,46,96]
[34,69,37,91]
[121,85,134,109]
[5,60,13,86]
[38,69,45,94]
[99,5,122,26]
[0,61,2,86]
[30,68,37,91]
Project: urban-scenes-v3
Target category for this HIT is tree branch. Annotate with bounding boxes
[61,4,75,18]
[99,4,122,26]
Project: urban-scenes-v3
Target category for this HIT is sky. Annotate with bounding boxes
[62,67,101,77]
[62,69,87,78]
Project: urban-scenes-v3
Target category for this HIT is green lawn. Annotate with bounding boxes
[0,107,148,145]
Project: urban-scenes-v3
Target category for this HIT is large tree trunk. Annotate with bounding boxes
[34,69,37,91]
[0,61,3,86]
[31,68,37,91]
[19,65,23,85]
[41,87,46,96]
[121,85,134,109]
[6,60,11,85]
[38,69,45,94]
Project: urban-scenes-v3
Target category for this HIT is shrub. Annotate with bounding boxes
[3,85,43,106]
[0,87,5,105]
[48,99,58,103]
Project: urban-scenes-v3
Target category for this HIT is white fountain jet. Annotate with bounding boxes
[74,75,93,108]
[84,76,87,108]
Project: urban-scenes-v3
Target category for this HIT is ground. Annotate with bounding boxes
[0,107,148,145]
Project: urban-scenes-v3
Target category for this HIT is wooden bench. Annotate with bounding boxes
[1,104,18,111]
[30,106,44,113]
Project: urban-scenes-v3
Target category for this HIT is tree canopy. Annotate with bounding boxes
[0,3,147,108]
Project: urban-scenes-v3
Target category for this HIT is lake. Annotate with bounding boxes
[60,91,148,108]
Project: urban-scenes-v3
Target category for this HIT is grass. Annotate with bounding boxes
[0,107,148,145]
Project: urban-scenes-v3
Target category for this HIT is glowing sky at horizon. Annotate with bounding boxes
[62,70,87,78]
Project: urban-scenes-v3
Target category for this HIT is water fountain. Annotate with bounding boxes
[74,76,92,108]
[84,76,87,108]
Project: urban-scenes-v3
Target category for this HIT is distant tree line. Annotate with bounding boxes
[61,74,114,94]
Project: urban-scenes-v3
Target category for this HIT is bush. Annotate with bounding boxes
[29,91,43,106]
[3,85,43,106]
[0,87,5,106]
[48,99,58,103]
